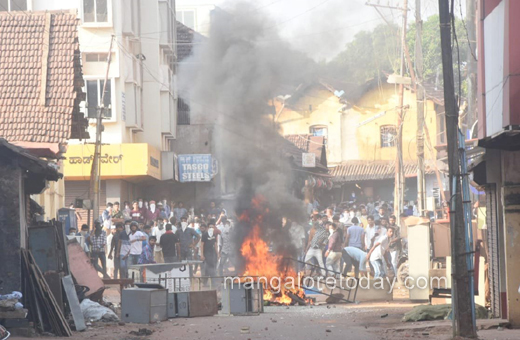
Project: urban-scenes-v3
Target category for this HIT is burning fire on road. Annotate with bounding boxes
[237,195,311,306]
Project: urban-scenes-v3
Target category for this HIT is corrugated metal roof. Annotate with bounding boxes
[329,160,433,182]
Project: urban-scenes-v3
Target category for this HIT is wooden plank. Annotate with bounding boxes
[23,249,72,336]
[62,275,86,331]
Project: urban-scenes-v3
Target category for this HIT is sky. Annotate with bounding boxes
[205,0,447,61]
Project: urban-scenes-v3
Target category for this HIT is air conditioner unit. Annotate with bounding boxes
[74,198,83,209]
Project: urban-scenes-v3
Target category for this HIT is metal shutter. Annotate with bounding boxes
[65,181,106,228]
[486,184,501,318]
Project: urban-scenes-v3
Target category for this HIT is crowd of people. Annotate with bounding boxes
[289,199,407,280]
[69,197,406,282]
[68,199,236,281]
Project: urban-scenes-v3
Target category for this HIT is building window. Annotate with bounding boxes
[0,0,27,11]
[83,0,108,23]
[84,53,109,62]
[178,10,195,29]
[380,125,397,148]
[310,125,328,141]
[86,79,112,119]
[177,97,190,125]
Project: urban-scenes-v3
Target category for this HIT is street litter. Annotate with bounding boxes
[80,299,119,322]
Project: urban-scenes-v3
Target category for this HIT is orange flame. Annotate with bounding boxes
[239,196,307,305]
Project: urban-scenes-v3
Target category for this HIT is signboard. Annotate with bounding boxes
[64,143,162,180]
[129,263,192,292]
[178,154,213,182]
[302,153,316,168]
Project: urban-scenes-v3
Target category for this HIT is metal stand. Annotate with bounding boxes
[286,257,359,303]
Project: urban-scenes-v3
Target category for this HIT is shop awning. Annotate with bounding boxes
[329,160,434,183]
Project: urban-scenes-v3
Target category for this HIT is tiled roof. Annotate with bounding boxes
[281,136,328,173]
[176,21,205,62]
[284,134,327,167]
[330,160,434,182]
[285,134,313,151]
[0,11,87,145]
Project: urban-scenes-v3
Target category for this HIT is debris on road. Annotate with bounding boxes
[129,328,153,336]
[80,299,119,322]
[402,304,488,322]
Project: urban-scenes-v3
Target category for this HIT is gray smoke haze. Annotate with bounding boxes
[178,2,316,264]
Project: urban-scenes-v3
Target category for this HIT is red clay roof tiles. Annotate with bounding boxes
[0,11,87,145]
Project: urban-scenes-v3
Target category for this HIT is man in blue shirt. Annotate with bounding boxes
[138,236,157,264]
[342,246,368,278]
[174,201,188,220]
[344,217,365,250]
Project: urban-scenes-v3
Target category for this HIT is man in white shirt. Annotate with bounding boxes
[364,216,379,250]
[152,217,167,263]
[128,222,146,265]
[367,227,394,278]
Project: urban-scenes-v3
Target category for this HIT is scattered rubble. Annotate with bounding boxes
[129,328,153,336]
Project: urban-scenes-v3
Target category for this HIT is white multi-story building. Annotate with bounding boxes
[12,0,178,217]
[175,0,215,37]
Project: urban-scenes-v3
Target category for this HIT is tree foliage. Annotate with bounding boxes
[326,15,470,92]
[407,14,469,85]
[326,23,400,85]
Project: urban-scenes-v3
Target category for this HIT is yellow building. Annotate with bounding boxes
[278,81,445,203]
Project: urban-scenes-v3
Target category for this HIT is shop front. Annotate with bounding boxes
[64,143,164,224]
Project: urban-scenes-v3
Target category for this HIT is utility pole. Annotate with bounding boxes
[438,1,476,338]
[365,0,408,217]
[395,0,408,218]
[89,36,115,224]
[415,0,425,216]
[465,0,477,133]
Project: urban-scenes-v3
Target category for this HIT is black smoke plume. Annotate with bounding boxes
[178,2,317,272]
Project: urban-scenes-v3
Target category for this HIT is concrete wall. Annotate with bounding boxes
[354,84,437,162]
[278,83,438,165]
[0,164,23,293]
[278,86,344,164]
[483,0,505,136]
